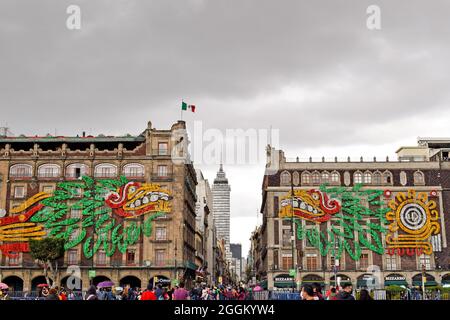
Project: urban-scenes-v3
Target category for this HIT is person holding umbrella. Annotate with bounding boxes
[37,284,49,300]
[97,281,116,300]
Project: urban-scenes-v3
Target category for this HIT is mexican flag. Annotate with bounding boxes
[181,101,196,112]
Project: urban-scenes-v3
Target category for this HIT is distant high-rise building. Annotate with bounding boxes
[212,164,231,260]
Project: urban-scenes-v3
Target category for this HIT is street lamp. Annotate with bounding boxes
[144,260,152,285]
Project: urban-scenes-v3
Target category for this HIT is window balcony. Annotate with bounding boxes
[152,149,171,157]
[151,173,174,182]
[9,173,32,180]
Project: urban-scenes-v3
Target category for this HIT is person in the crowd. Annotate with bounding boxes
[161,287,170,300]
[67,289,76,300]
[104,287,116,300]
[1,287,10,300]
[141,283,157,300]
[59,287,67,300]
[337,283,355,301]
[358,289,373,300]
[312,283,324,300]
[46,288,60,300]
[155,284,163,300]
[37,286,49,300]
[85,285,98,300]
[300,284,316,301]
[173,282,189,300]
[327,287,338,300]
[238,287,246,300]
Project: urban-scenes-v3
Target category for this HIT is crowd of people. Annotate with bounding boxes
[5,280,437,301]
[300,283,372,301]
[82,282,253,301]
[20,282,252,301]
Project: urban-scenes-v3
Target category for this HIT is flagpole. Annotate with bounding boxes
[181,99,183,121]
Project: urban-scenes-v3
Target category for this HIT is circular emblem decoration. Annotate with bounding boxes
[399,203,427,231]
[430,190,438,197]
[384,190,392,198]
[0,209,6,218]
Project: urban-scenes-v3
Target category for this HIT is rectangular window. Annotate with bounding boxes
[41,167,58,178]
[360,253,369,270]
[282,229,292,247]
[67,250,78,265]
[14,186,25,198]
[155,227,167,241]
[155,249,166,266]
[386,255,397,271]
[42,186,54,194]
[157,165,168,177]
[70,229,80,241]
[126,250,136,265]
[281,256,293,270]
[419,255,431,270]
[8,253,20,266]
[97,250,106,266]
[274,220,279,245]
[70,209,82,219]
[158,143,168,155]
[273,250,279,270]
[306,254,318,271]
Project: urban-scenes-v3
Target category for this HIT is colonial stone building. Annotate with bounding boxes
[257,138,450,291]
[0,120,199,293]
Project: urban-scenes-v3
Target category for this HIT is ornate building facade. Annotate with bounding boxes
[0,120,198,292]
[257,138,450,291]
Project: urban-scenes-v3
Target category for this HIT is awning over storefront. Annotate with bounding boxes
[274,274,295,288]
[258,280,268,290]
[411,273,437,287]
[301,274,325,286]
[384,274,408,287]
[442,274,450,285]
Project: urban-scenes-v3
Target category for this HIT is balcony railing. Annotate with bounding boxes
[38,173,60,179]
[9,173,32,179]
[151,173,174,181]
[152,149,171,157]
[94,172,118,178]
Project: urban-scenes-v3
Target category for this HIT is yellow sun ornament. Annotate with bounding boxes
[385,190,440,255]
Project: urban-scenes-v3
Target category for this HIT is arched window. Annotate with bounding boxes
[383,171,393,185]
[123,163,145,178]
[414,171,425,185]
[301,171,311,186]
[331,171,340,185]
[354,171,363,184]
[94,164,117,178]
[10,164,32,178]
[373,171,382,185]
[66,163,88,179]
[363,171,372,184]
[280,171,291,186]
[292,171,300,186]
[321,171,330,184]
[312,171,321,185]
[38,164,61,178]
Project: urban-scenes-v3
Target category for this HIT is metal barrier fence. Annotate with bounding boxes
[6,291,85,300]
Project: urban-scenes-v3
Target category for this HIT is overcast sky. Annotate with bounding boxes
[1,0,450,256]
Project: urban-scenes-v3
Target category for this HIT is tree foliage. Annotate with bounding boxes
[29,237,65,262]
